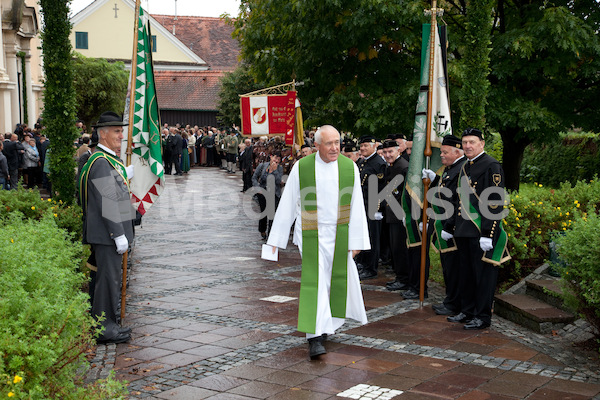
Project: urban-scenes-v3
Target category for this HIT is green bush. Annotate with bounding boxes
[500,178,600,287]
[520,132,600,187]
[554,213,600,348]
[0,214,126,399]
[0,187,82,240]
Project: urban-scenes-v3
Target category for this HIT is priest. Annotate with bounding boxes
[265,125,370,359]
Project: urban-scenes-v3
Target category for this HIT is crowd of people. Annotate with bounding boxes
[0,123,50,191]
[4,113,507,351]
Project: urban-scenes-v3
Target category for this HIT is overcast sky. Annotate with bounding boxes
[70,0,241,18]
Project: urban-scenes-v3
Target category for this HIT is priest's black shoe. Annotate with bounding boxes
[464,318,490,330]
[97,332,131,344]
[432,304,456,316]
[308,338,326,359]
[358,269,377,280]
[386,281,408,291]
[447,312,471,323]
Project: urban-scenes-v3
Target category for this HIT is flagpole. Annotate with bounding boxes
[121,0,141,322]
[419,0,438,307]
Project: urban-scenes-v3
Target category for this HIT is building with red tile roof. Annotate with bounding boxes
[70,0,240,126]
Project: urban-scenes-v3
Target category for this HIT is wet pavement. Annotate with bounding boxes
[88,166,600,399]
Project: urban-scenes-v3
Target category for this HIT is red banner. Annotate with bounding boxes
[241,91,296,145]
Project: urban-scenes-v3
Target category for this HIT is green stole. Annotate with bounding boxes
[458,164,511,266]
[78,148,129,209]
[297,153,354,333]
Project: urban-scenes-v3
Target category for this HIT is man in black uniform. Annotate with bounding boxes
[355,136,386,280]
[442,128,510,329]
[422,135,464,314]
[380,140,410,291]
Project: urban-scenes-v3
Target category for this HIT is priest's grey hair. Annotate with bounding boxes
[314,125,340,144]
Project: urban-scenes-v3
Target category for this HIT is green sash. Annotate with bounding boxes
[78,149,129,209]
[297,153,354,333]
[431,200,457,253]
[458,164,510,266]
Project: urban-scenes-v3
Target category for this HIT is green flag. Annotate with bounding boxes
[129,6,164,215]
[402,24,452,246]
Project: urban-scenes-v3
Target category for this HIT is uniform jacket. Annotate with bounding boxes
[82,151,134,245]
[446,152,504,238]
[382,155,409,223]
[357,152,386,215]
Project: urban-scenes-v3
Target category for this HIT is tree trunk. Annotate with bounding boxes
[500,128,529,192]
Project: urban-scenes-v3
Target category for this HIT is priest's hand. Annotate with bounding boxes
[272,245,277,254]
[351,250,361,258]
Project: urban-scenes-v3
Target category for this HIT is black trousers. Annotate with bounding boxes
[163,151,172,174]
[206,147,215,166]
[388,222,409,284]
[91,243,123,341]
[357,218,381,272]
[455,237,499,324]
[257,193,278,234]
[242,169,252,191]
[441,250,461,313]
[380,220,391,263]
[171,153,182,174]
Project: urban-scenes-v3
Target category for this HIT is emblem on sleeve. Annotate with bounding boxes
[377,173,384,179]
[493,174,502,186]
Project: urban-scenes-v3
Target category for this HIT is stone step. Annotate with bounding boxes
[525,279,571,312]
[494,293,576,334]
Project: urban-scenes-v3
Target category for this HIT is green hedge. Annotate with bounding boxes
[0,212,126,398]
[555,213,600,349]
[520,133,600,187]
[0,187,82,241]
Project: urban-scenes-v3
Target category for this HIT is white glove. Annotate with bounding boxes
[114,235,129,255]
[422,168,436,182]
[479,237,493,252]
[125,165,135,179]
[441,230,454,241]
[419,222,423,232]
[373,212,383,221]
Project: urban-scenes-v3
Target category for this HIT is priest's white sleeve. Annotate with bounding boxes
[348,162,370,251]
[266,163,300,249]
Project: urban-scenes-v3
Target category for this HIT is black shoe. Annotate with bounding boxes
[432,304,456,316]
[319,334,327,342]
[464,317,490,330]
[261,232,267,240]
[359,269,377,280]
[447,312,471,323]
[402,289,426,300]
[97,332,131,344]
[386,281,409,291]
[119,326,132,334]
[308,338,326,359]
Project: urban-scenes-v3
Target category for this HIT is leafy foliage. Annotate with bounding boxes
[232,0,424,137]
[0,214,127,399]
[72,53,129,130]
[231,0,600,190]
[520,132,600,187]
[500,179,600,288]
[555,212,600,347]
[0,186,82,240]
[217,64,265,127]
[40,0,79,204]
